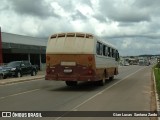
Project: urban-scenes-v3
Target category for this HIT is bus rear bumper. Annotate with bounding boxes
[45,75,98,81]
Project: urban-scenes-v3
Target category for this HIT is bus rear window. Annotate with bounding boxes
[58,33,65,38]
[51,34,57,39]
[67,33,75,37]
[76,33,85,38]
[86,34,93,39]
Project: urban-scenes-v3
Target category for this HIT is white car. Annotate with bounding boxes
[124,62,130,66]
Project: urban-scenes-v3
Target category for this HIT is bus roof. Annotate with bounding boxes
[50,32,94,39]
[47,32,117,54]
[50,32,116,48]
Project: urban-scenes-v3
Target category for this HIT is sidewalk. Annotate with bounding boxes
[0,71,45,85]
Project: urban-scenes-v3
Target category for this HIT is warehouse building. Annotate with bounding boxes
[0,29,47,70]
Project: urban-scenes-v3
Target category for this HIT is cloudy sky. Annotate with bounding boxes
[0,0,160,56]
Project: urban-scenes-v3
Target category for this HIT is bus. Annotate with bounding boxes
[45,32,119,86]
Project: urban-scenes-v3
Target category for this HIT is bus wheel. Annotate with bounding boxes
[65,81,77,86]
[109,76,114,81]
[97,78,105,86]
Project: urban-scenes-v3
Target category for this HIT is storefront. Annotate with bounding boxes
[0,27,3,63]
[0,31,47,70]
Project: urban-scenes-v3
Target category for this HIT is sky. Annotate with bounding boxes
[0,0,160,56]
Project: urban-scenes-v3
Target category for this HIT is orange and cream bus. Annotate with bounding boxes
[45,32,119,86]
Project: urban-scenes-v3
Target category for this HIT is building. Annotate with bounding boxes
[0,28,47,70]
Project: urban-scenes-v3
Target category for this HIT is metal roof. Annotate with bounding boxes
[1,32,47,46]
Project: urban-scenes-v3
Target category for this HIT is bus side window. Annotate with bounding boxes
[100,43,103,55]
[112,49,114,57]
[96,42,100,55]
[113,49,116,58]
[110,48,112,57]
[115,50,117,61]
[105,46,108,56]
[103,45,106,56]
[96,42,102,55]
[115,50,119,61]
[108,47,111,57]
[117,52,120,60]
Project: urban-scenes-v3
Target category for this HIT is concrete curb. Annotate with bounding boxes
[0,75,45,85]
[153,71,160,120]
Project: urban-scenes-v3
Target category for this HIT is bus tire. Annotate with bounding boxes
[98,71,107,86]
[96,77,105,86]
[65,81,77,86]
[109,76,114,81]
[114,68,118,75]
[99,78,106,86]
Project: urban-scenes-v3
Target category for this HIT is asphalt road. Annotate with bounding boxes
[0,65,153,120]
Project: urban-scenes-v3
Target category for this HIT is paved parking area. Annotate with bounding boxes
[0,71,45,85]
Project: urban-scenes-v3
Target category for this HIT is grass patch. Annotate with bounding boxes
[153,65,160,99]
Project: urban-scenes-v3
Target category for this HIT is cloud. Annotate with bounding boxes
[0,0,160,56]
[0,0,10,11]
[92,13,107,23]
[134,0,160,9]
[71,10,88,21]
[10,0,60,18]
[98,0,151,23]
[105,36,160,56]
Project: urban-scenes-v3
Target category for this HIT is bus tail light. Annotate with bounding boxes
[46,68,56,74]
[87,69,93,75]
[46,68,51,74]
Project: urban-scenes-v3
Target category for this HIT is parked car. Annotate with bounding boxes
[1,61,38,79]
[0,66,3,79]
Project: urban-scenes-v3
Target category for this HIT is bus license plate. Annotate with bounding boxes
[61,62,76,66]
[64,69,72,73]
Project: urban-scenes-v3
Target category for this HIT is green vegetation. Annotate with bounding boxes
[154,64,160,99]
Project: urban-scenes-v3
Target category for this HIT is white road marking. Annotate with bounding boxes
[54,66,147,120]
[0,89,40,100]
[72,67,146,110]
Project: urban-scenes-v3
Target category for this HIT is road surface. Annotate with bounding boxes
[0,65,153,120]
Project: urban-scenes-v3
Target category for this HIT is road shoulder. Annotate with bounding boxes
[152,70,160,120]
[0,71,45,85]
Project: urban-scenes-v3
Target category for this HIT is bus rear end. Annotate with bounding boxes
[45,33,97,86]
